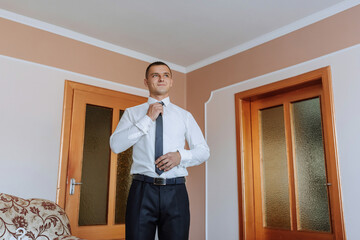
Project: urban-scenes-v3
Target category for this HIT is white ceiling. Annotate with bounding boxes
[0,0,359,72]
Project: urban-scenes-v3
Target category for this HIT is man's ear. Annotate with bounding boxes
[144,78,148,87]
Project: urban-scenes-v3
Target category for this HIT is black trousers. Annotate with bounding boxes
[125,179,190,240]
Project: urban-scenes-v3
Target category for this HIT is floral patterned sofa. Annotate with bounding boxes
[0,193,83,240]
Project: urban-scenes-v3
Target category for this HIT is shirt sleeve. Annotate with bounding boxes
[178,112,210,168]
[110,108,153,154]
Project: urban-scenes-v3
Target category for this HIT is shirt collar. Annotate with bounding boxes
[148,96,170,107]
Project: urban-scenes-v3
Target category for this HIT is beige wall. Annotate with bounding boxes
[187,5,360,125]
[0,17,187,108]
[186,4,360,240]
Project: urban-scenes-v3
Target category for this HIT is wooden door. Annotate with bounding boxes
[250,84,336,240]
[235,67,345,240]
[57,81,146,240]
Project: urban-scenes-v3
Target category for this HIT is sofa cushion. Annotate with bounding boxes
[0,193,81,240]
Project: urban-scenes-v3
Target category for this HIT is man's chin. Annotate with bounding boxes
[155,90,169,95]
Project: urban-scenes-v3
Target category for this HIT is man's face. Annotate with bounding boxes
[144,65,173,98]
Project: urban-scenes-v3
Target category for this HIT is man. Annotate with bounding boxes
[110,61,210,240]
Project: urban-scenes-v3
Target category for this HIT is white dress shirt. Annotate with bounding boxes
[110,97,210,178]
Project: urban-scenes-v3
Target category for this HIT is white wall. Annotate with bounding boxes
[206,44,360,240]
[0,55,147,201]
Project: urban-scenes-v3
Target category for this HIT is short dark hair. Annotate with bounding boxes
[145,61,172,79]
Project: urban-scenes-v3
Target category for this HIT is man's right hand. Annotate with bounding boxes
[147,102,163,121]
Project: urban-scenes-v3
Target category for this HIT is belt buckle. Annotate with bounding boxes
[154,178,166,185]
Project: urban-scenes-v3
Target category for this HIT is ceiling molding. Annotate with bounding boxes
[0,8,187,73]
[186,0,360,73]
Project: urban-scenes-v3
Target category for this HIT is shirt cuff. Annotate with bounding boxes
[178,149,192,167]
[135,115,153,134]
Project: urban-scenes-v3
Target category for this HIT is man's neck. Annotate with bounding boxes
[150,94,168,101]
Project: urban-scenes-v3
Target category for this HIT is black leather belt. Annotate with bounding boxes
[132,174,186,186]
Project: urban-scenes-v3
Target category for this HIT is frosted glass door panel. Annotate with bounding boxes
[260,105,291,229]
[291,98,331,232]
[115,110,133,224]
[79,104,112,226]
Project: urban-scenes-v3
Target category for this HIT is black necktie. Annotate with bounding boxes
[155,102,164,175]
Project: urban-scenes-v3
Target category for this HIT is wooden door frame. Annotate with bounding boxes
[234,67,346,240]
[56,80,146,207]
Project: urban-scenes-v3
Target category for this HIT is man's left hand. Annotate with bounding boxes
[155,151,181,172]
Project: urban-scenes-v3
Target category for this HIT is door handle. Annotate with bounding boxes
[69,178,82,195]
